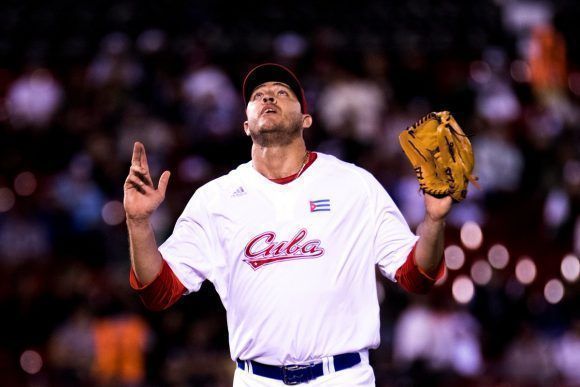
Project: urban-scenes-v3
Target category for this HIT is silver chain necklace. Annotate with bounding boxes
[295,151,310,178]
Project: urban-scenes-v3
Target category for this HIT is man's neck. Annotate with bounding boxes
[251,140,307,179]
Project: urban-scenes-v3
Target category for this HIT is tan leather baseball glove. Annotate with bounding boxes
[399,111,479,202]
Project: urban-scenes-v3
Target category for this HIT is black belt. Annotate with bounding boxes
[236,352,361,385]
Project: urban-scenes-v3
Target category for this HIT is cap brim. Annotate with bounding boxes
[243,63,307,113]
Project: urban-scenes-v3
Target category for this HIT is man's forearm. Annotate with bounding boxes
[127,218,164,284]
[414,215,445,278]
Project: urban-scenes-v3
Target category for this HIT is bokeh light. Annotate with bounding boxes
[505,277,525,300]
[561,254,579,283]
[563,160,580,187]
[460,221,483,250]
[515,257,537,285]
[471,260,493,286]
[0,188,16,212]
[137,29,166,54]
[14,171,37,196]
[569,72,580,96]
[470,61,492,84]
[544,279,565,304]
[452,275,475,304]
[444,245,465,270]
[102,201,125,225]
[510,60,531,83]
[488,244,509,269]
[178,156,210,182]
[20,350,42,375]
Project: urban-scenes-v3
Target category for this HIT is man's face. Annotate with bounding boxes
[244,81,311,147]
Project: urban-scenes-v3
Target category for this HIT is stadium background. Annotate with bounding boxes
[0,0,579,386]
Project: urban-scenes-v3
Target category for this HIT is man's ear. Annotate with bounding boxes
[243,121,250,136]
[302,114,313,129]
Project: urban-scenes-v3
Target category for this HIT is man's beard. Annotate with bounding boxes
[248,116,303,147]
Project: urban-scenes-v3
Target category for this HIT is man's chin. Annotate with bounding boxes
[258,120,280,131]
[259,128,280,134]
[257,123,283,133]
[250,131,298,147]
[248,119,302,146]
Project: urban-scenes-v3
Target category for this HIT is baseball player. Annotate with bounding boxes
[124,63,451,386]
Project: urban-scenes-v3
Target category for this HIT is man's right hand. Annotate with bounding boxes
[124,142,171,222]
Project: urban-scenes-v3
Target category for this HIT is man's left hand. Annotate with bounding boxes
[424,194,453,222]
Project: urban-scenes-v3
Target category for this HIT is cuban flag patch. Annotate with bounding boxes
[310,199,331,212]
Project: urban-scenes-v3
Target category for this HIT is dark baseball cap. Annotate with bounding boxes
[243,63,308,113]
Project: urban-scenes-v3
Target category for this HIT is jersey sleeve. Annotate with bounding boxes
[158,188,221,294]
[395,243,446,294]
[367,174,420,282]
[129,259,187,310]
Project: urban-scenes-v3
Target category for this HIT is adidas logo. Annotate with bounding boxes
[232,186,246,197]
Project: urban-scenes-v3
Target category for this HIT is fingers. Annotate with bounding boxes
[132,141,152,172]
[130,165,153,187]
[131,142,143,167]
[125,174,153,194]
[125,167,171,197]
[128,143,170,198]
[157,171,171,197]
[140,143,149,170]
[131,141,154,181]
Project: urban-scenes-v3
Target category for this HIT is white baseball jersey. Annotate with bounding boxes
[159,152,419,365]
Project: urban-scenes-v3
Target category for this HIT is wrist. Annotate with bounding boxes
[126,216,152,228]
[424,212,446,225]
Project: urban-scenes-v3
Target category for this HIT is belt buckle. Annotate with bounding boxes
[282,364,313,385]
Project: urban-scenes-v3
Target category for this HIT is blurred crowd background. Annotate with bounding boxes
[1,0,579,386]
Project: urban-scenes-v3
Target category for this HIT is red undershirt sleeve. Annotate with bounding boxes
[129,259,186,311]
[395,243,446,294]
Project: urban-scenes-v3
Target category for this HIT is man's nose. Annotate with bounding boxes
[262,95,276,104]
